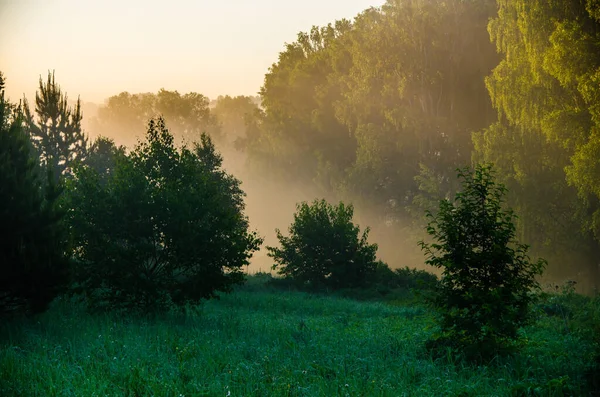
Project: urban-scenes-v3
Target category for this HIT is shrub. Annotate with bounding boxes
[67,117,262,312]
[268,199,378,290]
[358,263,438,300]
[419,164,546,361]
[373,264,439,291]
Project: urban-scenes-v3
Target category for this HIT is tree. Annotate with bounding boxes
[67,117,262,312]
[268,199,379,289]
[85,136,126,183]
[23,71,88,181]
[0,72,69,316]
[420,164,545,360]
[212,95,259,145]
[245,0,498,236]
[472,122,597,288]
[480,0,600,289]
[90,89,221,150]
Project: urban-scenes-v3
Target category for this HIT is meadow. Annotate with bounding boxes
[0,278,598,397]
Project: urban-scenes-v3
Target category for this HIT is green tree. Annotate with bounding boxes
[246,0,498,232]
[479,0,600,288]
[67,117,262,312]
[0,72,69,316]
[338,0,498,217]
[23,71,88,180]
[90,89,221,150]
[268,199,379,290]
[420,164,545,360]
[212,95,259,144]
[473,123,597,287]
[85,136,126,182]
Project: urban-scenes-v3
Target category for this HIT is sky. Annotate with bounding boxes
[0,0,384,104]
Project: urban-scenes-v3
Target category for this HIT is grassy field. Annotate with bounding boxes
[0,282,598,396]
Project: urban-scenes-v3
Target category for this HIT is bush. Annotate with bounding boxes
[0,73,69,316]
[67,117,262,312]
[268,199,378,290]
[420,164,546,361]
[371,264,438,291]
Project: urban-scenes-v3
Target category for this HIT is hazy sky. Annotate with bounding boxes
[1,0,383,104]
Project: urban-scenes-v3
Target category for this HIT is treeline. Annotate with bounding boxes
[3,0,600,316]
[238,0,600,290]
[0,72,263,315]
[88,90,260,150]
[63,0,600,290]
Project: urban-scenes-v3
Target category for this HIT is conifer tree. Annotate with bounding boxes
[24,71,87,180]
[0,72,69,316]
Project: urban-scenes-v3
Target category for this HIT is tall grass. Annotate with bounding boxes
[0,285,597,396]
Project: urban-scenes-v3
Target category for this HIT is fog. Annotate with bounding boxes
[80,100,424,276]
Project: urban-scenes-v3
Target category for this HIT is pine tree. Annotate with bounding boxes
[24,71,87,180]
[0,72,69,316]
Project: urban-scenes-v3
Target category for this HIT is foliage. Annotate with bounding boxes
[0,72,69,316]
[472,122,599,290]
[371,263,439,293]
[268,199,378,290]
[479,0,600,288]
[85,136,126,183]
[420,164,546,361]
[245,0,498,220]
[90,89,221,149]
[330,263,439,302]
[212,95,260,145]
[23,71,88,181]
[67,117,262,312]
[259,264,439,302]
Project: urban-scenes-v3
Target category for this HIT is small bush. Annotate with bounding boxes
[356,263,438,300]
[420,164,546,361]
[389,266,438,291]
[268,199,378,290]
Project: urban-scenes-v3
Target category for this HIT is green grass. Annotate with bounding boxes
[0,286,597,396]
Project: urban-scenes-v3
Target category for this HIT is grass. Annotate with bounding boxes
[0,283,598,396]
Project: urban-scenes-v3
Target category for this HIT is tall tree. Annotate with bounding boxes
[244,0,498,255]
[24,71,88,180]
[477,0,600,288]
[0,72,69,316]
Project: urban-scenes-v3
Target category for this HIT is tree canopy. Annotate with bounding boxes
[23,71,88,180]
[67,117,262,312]
[245,0,498,223]
[90,89,221,150]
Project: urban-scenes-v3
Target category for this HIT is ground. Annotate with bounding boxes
[0,284,596,396]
